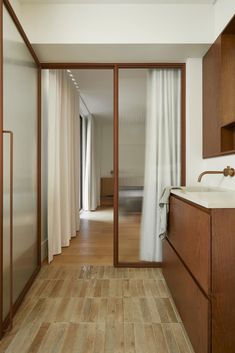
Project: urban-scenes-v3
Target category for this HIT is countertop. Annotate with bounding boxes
[170,186,235,209]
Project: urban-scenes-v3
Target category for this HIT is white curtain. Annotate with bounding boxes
[47,70,80,263]
[81,115,87,209]
[83,114,100,211]
[140,69,181,262]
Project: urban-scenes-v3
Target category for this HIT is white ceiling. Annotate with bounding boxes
[19,0,217,3]
[73,70,113,120]
[71,69,147,122]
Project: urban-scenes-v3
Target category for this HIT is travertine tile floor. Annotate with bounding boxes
[0,265,194,353]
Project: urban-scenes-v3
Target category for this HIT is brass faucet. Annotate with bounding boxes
[198,166,235,182]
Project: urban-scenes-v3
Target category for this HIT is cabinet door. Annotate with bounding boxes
[203,36,221,157]
[163,240,210,353]
[212,209,235,353]
[168,196,211,294]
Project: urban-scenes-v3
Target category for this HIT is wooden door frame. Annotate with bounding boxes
[114,63,186,267]
[41,63,186,268]
[0,0,41,337]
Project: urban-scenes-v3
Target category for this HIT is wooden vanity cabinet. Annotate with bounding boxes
[163,195,235,353]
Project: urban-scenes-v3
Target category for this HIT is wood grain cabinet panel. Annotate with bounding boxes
[168,196,211,294]
[164,195,235,353]
[211,209,235,353]
[163,240,209,353]
[203,36,221,157]
[203,15,235,157]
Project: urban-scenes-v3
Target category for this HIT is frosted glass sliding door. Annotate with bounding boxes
[118,69,148,263]
[117,67,182,264]
[2,5,39,324]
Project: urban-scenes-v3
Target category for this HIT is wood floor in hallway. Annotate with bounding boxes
[0,265,194,353]
[52,207,114,265]
[52,206,142,265]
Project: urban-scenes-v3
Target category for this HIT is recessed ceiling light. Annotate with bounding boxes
[67,69,71,73]
[70,74,73,78]
[72,78,75,81]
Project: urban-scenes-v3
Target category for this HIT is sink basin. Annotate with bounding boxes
[182,186,226,193]
[171,186,235,208]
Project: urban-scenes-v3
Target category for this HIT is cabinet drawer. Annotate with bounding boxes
[168,196,211,294]
[163,240,210,353]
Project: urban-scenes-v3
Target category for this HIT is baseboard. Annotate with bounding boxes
[41,239,48,262]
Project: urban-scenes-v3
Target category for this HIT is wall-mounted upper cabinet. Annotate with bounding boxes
[203,16,235,158]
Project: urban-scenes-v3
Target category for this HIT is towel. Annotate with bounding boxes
[158,186,182,240]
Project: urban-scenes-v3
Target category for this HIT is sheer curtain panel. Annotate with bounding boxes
[140,69,181,262]
[83,115,100,211]
[47,70,80,263]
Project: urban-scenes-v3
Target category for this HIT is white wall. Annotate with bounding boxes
[20,3,213,44]
[119,122,145,178]
[100,122,113,177]
[186,58,206,186]
[186,59,235,191]
[99,120,145,179]
[9,0,21,19]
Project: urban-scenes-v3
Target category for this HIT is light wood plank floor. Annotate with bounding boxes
[52,207,142,265]
[0,265,194,353]
[119,212,141,263]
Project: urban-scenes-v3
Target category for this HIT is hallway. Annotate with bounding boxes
[0,265,194,353]
[52,207,114,265]
[52,206,142,265]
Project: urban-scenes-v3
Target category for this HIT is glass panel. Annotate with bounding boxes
[3,6,38,319]
[118,68,181,263]
[118,69,147,263]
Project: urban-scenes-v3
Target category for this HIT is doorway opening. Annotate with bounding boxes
[41,65,185,267]
[43,69,114,266]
